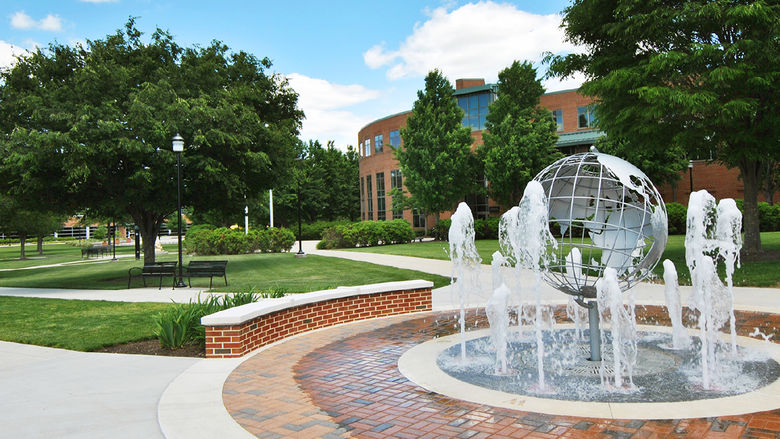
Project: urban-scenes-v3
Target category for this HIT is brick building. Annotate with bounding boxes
[357,78,763,230]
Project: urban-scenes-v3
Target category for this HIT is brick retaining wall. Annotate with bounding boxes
[202,281,433,358]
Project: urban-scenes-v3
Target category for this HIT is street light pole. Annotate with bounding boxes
[295,157,305,258]
[172,134,187,287]
[689,159,694,196]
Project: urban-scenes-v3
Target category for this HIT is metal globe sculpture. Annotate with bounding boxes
[533,148,668,299]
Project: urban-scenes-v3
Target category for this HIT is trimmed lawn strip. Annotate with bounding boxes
[0,296,170,351]
[0,252,450,291]
[340,232,780,287]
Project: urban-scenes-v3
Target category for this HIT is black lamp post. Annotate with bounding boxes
[689,159,694,195]
[172,134,187,287]
[295,158,306,258]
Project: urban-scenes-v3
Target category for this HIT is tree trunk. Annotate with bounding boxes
[37,236,44,255]
[739,159,763,256]
[19,233,26,260]
[132,211,165,265]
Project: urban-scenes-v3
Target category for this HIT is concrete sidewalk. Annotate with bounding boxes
[0,342,197,439]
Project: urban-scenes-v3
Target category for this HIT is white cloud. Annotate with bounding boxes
[10,11,63,32]
[0,40,30,70]
[287,73,381,149]
[363,1,583,87]
[10,11,36,29]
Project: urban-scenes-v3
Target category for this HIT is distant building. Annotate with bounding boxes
[357,78,764,230]
[358,78,601,228]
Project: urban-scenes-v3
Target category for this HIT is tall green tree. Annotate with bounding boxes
[252,140,359,228]
[479,61,563,207]
[0,19,303,263]
[396,70,478,228]
[0,196,63,259]
[546,0,780,255]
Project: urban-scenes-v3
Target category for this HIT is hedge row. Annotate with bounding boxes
[185,226,295,255]
[317,219,415,249]
[430,217,501,241]
[297,220,355,240]
[431,201,780,240]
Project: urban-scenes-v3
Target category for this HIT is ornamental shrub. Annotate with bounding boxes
[431,219,451,241]
[317,220,415,249]
[186,226,294,255]
[665,202,687,235]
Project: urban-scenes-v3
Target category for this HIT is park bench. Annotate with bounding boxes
[81,244,108,259]
[185,260,228,289]
[127,261,178,290]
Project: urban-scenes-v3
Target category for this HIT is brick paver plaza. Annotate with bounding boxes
[224,306,780,438]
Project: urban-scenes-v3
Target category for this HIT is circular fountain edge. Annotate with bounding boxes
[398,324,780,420]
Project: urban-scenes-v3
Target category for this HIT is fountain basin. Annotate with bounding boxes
[399,324,780,419]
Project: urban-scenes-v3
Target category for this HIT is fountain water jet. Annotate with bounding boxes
[662,259,691,350]
[498,181,556,389]
[449,202,482,361]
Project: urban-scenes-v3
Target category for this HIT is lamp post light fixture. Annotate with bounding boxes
[689,159,694,195]
[172,134,187,287]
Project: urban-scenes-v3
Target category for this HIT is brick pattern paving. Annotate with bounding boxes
[224,307,780,438]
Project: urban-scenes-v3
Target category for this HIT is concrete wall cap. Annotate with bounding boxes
[201,280,433,326]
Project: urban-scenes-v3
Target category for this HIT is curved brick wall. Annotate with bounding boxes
[201,280,433,358]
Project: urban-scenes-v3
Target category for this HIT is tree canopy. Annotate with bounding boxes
[479,60,562,207]
[396,70,478,226]
[0,19,303,263]
[546,0,780,254]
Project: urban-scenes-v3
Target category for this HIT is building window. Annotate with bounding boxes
[366,174,373,220]
[390,169,403,219]
[374,134,383,153]
[360,177,365,220]
[376,172,386,220]
[458,91,493,130]
[413,209,426,229]
[578,106,596,129]
[389,130,401,148]
[551,109,564,131]
[363,138,371,157]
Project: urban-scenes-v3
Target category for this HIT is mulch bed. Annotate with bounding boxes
[94,339,205,357]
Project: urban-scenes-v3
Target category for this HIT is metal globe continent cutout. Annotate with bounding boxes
[533,149,668,298]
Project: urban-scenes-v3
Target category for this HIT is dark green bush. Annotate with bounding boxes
[665,202,687,235]
[186,226,295,255]
[298,220,354,240]
[758,202,780,232]
[431,219,451,241]
[317,220,415,249]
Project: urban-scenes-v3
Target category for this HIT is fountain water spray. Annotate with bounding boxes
[596,267,638,389]
[498,181,556,389]
[662,259,691,350]
[449,202,482,361]
[686,190,740,389]
[486,283,510,373]
[716,199,742,353]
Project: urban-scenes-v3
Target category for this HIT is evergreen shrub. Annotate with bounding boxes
[316,220,414,249]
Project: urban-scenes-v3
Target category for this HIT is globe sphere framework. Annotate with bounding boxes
[533,151,668,298]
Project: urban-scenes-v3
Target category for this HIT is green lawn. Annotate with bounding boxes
[0,296,170,351]
[341,232,780,287]
[0,247,450,352]
[0,247,450,291]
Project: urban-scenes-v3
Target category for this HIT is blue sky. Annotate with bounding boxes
[1,0,584,150]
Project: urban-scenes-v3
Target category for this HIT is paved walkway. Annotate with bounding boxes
[0,240,778,438]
